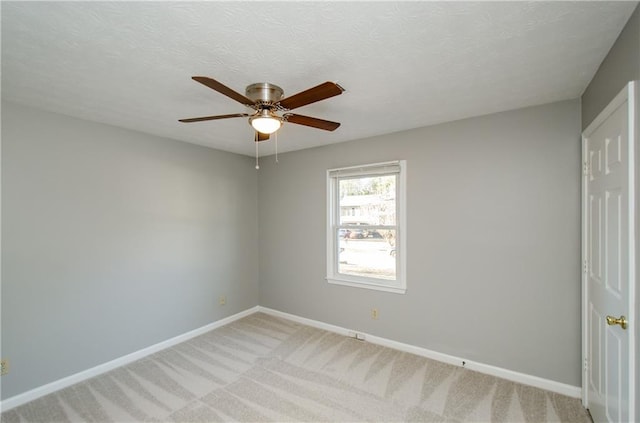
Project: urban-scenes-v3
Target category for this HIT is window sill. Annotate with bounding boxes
[326,277,406,294]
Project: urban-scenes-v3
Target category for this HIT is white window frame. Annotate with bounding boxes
[326,160,407,294]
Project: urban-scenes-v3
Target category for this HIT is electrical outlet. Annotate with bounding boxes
[219,296,226,306]
[371,308,379,320]
[1,359,8,376]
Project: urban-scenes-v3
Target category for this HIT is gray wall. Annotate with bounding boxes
[258,99,582,386]
[581,3,640,129]
[1,102,259,399]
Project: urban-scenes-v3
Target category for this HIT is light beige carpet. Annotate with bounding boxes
[1,312,591,422]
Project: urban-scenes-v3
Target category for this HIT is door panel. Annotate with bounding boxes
[605,327,622,422]
[584,97,630,423]
[605,189,622,295]
[589,193,602,283]
[589,305,602,394]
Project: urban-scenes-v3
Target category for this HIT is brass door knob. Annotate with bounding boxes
[606,315,628,330]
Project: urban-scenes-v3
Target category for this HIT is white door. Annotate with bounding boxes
[583,81,636,423]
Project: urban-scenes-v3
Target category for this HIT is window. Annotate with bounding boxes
[326,160,406,294]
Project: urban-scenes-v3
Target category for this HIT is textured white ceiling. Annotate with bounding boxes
[1,2,637,157]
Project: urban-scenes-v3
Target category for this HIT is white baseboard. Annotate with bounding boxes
[257,306,582,399]
[0,306,259,412]
[1,304,581,413]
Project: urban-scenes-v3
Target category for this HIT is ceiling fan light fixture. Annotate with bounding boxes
[250,110,282,134]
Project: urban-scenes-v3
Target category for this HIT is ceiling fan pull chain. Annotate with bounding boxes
[275,131,279,164]
[255,132,260,170]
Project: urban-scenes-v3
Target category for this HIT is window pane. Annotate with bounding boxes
[338,175,396,226]
[338,229,396,280]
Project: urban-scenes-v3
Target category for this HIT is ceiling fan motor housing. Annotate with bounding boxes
[245,83,284,107]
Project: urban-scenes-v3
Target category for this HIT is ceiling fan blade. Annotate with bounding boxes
[192,76,256,106]
[179,113,249,123]
[284,113,341,131]
[278,82,344,110]
[256,131,270,142]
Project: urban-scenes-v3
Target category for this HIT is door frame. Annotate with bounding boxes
[581,80,637,421]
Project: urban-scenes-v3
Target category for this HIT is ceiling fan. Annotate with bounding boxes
[179,76,345,141]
